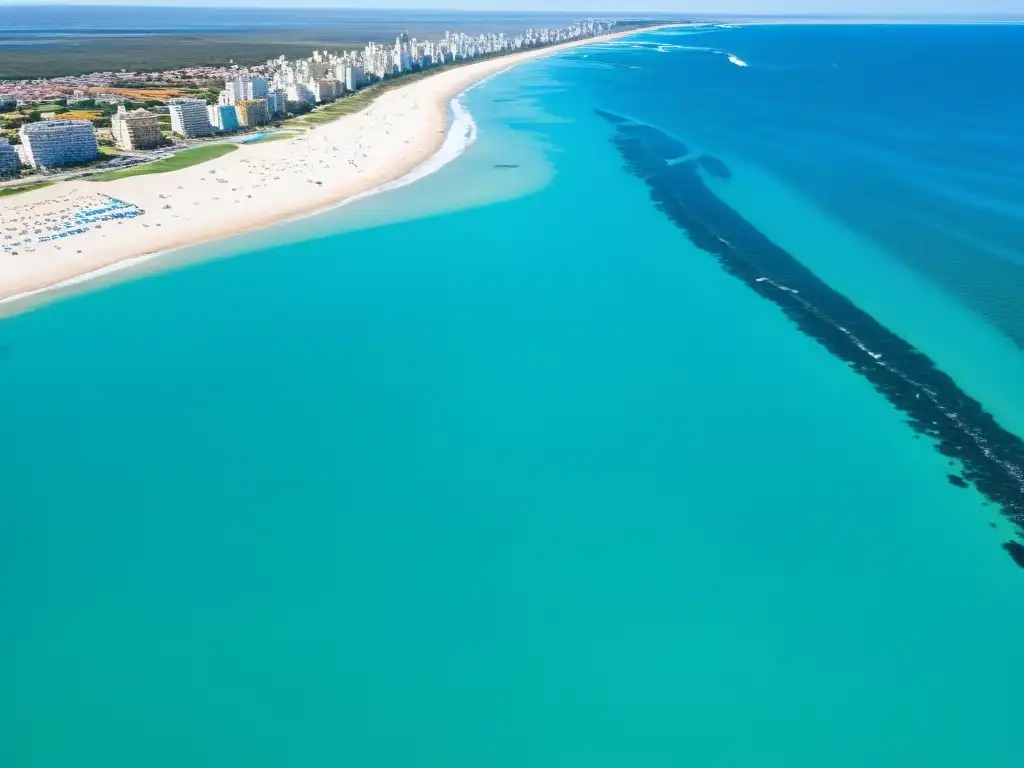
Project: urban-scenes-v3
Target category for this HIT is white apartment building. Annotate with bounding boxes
[312,79,338,103]
[344,65,365,92]
[220,75,270,106]
[111,105,162,150]
[168,98,214,138]
[285,83,315,105]
[0,137,19,177]
[19,119,99,169]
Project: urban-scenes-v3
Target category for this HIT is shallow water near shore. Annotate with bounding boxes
[3,25,1024,767]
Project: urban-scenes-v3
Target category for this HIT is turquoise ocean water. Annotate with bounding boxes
[3,25,1024,766]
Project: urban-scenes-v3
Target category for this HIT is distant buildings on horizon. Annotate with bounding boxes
[159,20,614,140]
[266,20,614,106]
[1,19,618,169]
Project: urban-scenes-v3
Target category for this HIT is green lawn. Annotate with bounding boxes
[283,85,389,128]
[0,181,56,199]
[88,144,238,181]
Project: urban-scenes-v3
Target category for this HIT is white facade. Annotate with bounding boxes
[312,79,337,103]
[285,83,315,105]
[169,98,214,138]
[220,75,269,106]
[344,65,364,92]
[19,119,99,169]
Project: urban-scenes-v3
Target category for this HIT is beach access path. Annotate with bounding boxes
[0,26,668,307]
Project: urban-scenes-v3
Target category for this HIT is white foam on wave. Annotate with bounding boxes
[727,54,749,67]
[0,94,481,310]
[336,93,478,206]
[598,40,688,53]
[649,24,718,37]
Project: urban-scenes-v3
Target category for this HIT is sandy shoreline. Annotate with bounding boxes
[0,25,668,311]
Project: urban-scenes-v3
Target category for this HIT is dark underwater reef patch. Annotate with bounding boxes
[595,108,630,124]
[1005,541,1024,568]
[698,155,731,179]
[595,109,1024,568]
[493,164,520,169]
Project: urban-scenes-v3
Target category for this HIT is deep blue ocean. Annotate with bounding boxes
[3,24,1024,767]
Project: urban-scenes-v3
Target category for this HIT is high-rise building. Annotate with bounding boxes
[168,98,214,138]
[266,89,288,117]
[0,137,19,177]
[220,75,270,105]
[285,83,315,105]
[344,65,365,92]
[19,119,99,169]
[312,79,337,103]
[246,77,269,100]
[235,99,270,128]
[0,94,16,112]
[111,105,162,150]
[207,104,240,132]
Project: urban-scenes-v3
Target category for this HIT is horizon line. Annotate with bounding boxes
[1,3,1023,14]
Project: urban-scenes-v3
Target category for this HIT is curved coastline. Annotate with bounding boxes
[0,25,669,314]
[0,95,481,311]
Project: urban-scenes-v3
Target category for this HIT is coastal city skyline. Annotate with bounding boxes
[1,0,1020,13]
[0,17,619,173]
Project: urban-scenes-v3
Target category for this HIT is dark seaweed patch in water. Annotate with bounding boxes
[1004,541,1024,568]
[698,155,732,179]
[948,474,969,488]
[595,108,630,124]
[596,109,1024,567]
[618,123,689,161]
[493,164,520,169]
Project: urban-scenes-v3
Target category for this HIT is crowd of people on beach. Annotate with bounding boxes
[1,192,145,255]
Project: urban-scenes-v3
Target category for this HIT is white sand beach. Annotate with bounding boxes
[0,27,664,306]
